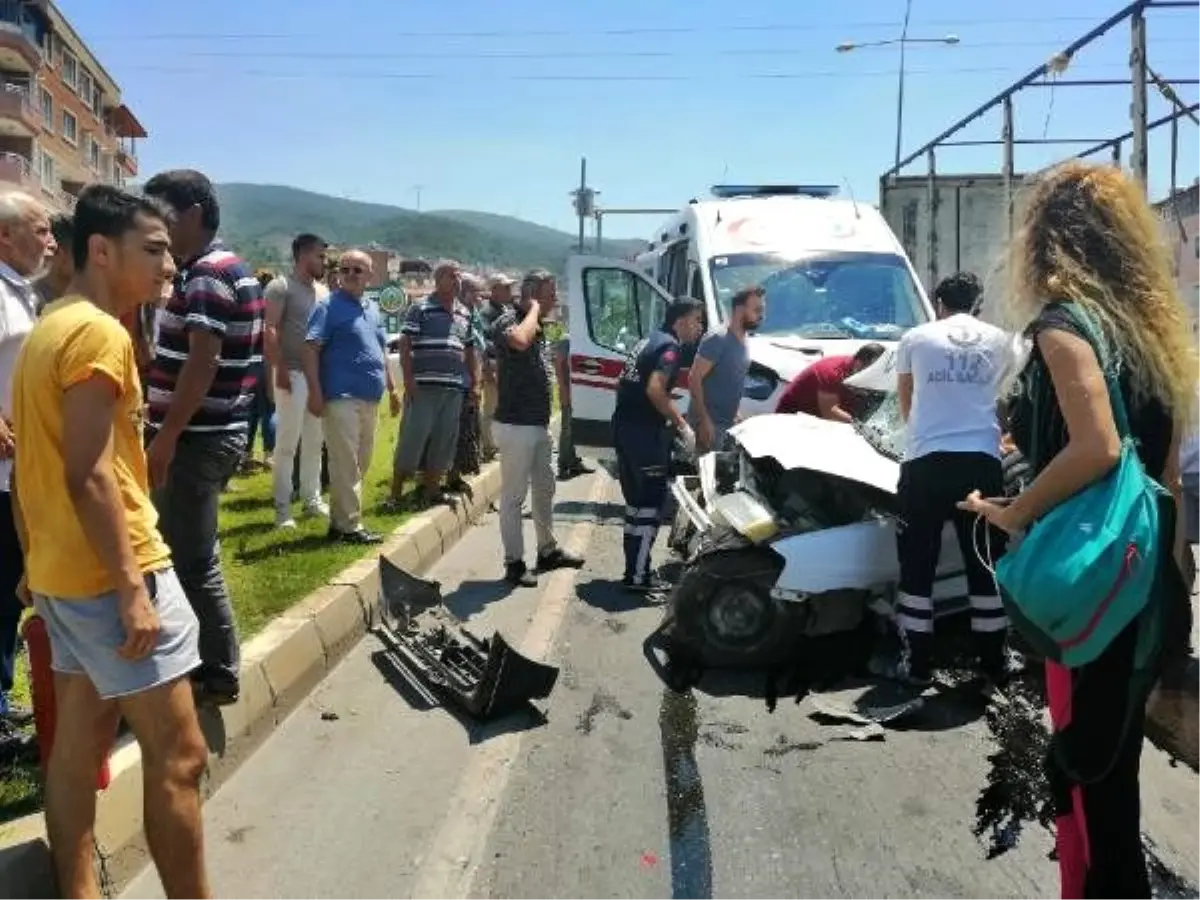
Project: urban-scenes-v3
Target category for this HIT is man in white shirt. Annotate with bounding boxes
[264,233,330,528]
[0,191,55,739]
[895,271,1011,686]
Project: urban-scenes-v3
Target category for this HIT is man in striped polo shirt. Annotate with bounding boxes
[143,169,264,707]
[389,260,481,507]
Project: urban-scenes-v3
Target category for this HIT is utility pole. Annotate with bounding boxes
[1129,7,1148,191]
[412,184,425,212]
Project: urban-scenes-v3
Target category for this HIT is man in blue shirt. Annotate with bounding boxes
[303,249,401,544]
[613,298,704,592]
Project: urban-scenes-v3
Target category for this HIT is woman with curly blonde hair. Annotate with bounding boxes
[963,160,1197,898]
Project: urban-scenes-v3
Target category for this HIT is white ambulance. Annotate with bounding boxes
[565,184,934,448]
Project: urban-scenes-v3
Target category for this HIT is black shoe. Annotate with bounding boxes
[504,561,537,587]
[0,720,36,765]
[536,547,585,571]
[192,679,240,708]
[328,526,383,545]
[557,460,594,480]
[623,575,671,594]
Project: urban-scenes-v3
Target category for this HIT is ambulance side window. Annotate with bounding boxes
[583,268,644,354]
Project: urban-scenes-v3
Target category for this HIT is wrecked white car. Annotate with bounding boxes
[646,368,979,687]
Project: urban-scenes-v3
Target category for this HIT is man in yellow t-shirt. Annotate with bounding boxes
[12,185,211,900]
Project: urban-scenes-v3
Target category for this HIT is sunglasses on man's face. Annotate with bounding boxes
[339,266,366,275]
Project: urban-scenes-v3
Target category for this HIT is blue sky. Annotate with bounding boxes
[63,0,1198,239]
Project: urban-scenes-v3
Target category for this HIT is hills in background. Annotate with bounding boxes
[213,183,646,274]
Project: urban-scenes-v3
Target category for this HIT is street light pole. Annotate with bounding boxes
[894,0,913,172]
[835,5,959,172]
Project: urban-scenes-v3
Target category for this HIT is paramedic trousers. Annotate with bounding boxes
[613,419,672,583]
[895,450,1008,675]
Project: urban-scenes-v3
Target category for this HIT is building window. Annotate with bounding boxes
[92,85,102,116]
[39,87,51,129]
[61,110,76,144]
[61,50,77,90]
[87,134,99,169]
[38,149,54,190]
[79,70,93,110]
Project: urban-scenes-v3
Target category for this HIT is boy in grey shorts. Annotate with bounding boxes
[11,185,211,898]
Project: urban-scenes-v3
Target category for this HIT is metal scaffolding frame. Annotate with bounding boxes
[880,0,1199,239]
[876,0,1199,292]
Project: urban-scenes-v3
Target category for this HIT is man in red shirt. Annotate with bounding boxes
[775,343,886,421]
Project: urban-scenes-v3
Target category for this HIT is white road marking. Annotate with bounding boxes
[409,473,614,899]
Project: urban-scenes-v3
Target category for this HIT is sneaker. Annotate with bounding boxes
[505,561,538,587]
[536,547,585,571]
[302,499,329,519]
[327,526,383,545]
[557,460,594,481]
[276,515,297,530]
[623,575,671,594]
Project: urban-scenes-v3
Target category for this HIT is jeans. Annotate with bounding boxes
[152,430,246,690]
[246,367,276,456]
[0,492,23,715]
[272,369,325,513]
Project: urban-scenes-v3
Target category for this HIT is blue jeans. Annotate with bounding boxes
[246,368,276,455]
[151,430,246,690]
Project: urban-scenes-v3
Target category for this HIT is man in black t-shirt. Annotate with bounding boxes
[489,270,584,586]
[613,298,704,591]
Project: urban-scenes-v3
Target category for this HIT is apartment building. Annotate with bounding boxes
[0,0,144,214]
[1156,180,1200,337]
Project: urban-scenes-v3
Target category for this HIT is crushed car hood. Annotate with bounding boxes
[727,413,899,495]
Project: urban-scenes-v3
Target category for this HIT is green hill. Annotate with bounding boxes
[213,183,646,274]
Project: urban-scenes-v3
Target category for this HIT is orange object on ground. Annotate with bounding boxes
[20,613,111,790]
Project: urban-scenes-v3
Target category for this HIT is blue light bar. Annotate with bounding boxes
[710,184,840,200]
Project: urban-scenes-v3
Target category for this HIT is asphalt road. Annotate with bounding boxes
[124,466,1200,899]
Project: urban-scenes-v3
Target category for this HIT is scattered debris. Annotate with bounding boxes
[375,558,559,721]
[809,691,925,727]
[763,736,823,758]
[225,826,254,844]
[640,852,659,869]
[842,722,886,742]
[576,691,633,735]
[320,711,339,722]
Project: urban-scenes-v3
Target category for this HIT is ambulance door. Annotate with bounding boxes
[566,255,675,449]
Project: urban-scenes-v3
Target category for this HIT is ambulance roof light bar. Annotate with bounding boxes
[709,184,841,200]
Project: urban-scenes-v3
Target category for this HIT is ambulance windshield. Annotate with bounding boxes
[708,251,928,341]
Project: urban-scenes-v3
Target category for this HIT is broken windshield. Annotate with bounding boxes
[708,251,928,341]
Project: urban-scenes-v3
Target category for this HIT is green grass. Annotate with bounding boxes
[1,404,418,824]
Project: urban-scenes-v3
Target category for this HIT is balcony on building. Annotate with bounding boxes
[0,143,38,194]
[0,75,37,136]
[0,1,46,73]
[107,103,145,177]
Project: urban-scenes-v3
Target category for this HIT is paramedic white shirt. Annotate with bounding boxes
[896,312,1010,462]
[0,262,36,492]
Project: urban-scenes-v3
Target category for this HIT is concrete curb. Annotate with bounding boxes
[0,458,505,899]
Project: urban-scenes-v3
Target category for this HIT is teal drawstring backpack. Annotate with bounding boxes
[992,303,1168,670]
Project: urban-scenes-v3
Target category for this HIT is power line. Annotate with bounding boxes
[86,13,1197,42]
[117,61,1199,83]
[134,37,1198,63]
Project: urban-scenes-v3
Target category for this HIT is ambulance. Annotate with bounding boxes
[564,184,934,449]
